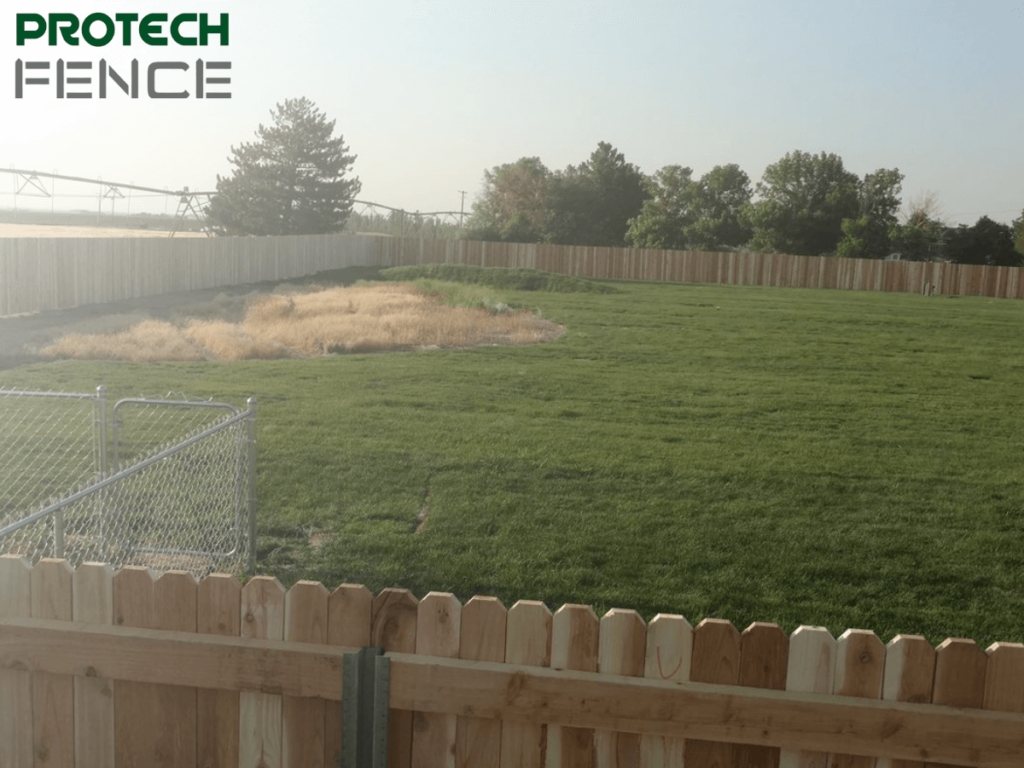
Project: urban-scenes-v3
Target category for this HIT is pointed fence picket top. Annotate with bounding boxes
[640,613,691,768]
[831,629,886,768]
[500,600,552,768]
[927,639,988,768]
[197,573,242,767]
[112,566,158,766]
[548,603,600,768]
[780,625,837,768]
[326,584,373,766]
[412,591,462,768]
[239,575,285,768]
[371,588,419,768]
[30,558,75,767]
[154,570,199,767]
[734,621,789,768]
[456,596,507,768]
[283,580,329,768]
[596,608,647,766]
[983,642,1024,713]
[72,562,115,767]
[685,618,741,767]
[878,634,935,768]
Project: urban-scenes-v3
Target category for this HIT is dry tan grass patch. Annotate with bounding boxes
[42,283,563,362]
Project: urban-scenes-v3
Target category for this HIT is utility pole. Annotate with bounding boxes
[458,190,467,228]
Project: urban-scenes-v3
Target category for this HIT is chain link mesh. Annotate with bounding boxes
[0,389,254,576]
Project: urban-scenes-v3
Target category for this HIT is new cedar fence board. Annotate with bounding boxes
[2,559,1024,767]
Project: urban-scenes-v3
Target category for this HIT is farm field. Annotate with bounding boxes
[2,270,1024,645]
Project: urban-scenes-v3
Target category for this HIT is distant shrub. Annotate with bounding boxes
[379,264,619,294]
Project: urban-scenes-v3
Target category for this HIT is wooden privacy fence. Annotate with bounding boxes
[375,237,1024,300]
[2,558,1024,767]
[5,233,1024,317]
[0,233,382,316]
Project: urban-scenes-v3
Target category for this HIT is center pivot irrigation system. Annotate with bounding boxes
[2,167,469,237]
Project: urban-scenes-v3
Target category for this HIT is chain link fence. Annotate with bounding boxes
[0,387,255,576]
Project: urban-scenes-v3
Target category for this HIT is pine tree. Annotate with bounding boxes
[207,97,361,235]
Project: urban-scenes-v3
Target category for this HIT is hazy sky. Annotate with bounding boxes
[2,0,1022,224]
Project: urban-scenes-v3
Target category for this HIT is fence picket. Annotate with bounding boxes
[926,639,988,768]
[239,576,285,768]
[596,608,647,768]
[412,592,462,768]
[153,570,199,767]
[548,603,600,768]
[640,614,691,768]
[878,635,935,768]
[0,555,32,768]
[499,600,552,768]
[325,583,373,765]
[28,558,75,767]
[72,562,115,767]
[779,626,836,768]
[830,629,886,768]
[113,566,158,765]
[282,580,329,768]
[685,618,741,768]
[372,588,419,768]
[983,642,1024,713]
[456,596,507,768]
[733,622,789,768]
[197,573,241,767]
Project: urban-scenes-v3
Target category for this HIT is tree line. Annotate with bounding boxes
[465,143,1024,266]
[200,98,1023,265]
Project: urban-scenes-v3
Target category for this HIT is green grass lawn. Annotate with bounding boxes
[3,269,1024,645]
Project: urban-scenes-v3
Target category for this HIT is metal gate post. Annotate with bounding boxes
[95,385,108,553]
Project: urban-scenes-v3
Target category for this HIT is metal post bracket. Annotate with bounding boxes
[341,646,390,768]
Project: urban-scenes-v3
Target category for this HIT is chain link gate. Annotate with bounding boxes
[0,386,256,576]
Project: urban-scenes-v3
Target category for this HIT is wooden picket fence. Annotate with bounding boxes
[2,557,1023,767]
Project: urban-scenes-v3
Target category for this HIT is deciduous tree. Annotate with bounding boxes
[465,157,551,242]
[836,168,904,259]
[207,97,361,236]
[743,150,859,256]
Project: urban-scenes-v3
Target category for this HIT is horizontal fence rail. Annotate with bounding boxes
[4,234,1024,317]
[1,558,1023,767]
